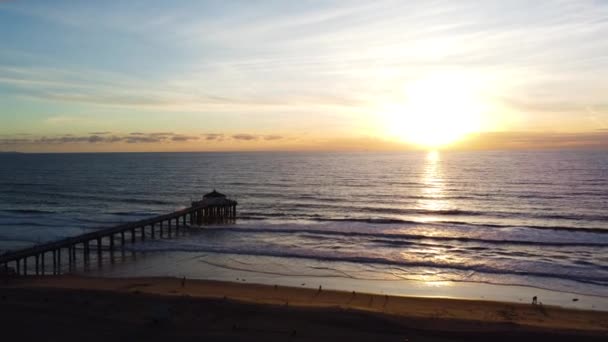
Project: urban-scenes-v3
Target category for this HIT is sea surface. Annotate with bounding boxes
[1,151,607,300]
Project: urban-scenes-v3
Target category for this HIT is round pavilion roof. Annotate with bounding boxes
[203,189,226,198]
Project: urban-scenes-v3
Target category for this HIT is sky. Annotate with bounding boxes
[1,0,607,152]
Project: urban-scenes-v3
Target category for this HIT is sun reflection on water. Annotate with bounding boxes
[423,280,453,288]
[419,150,450,216]
[427,150,440,162]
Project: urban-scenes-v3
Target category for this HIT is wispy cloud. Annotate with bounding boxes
[0,132,284,146]
[44,115,91,125]
[0,133,183,145]
[203,133,225,141]
[124,136,164,144]
[232,134,258,141]
[263,135,283,141]
[456,131,608,150]
[171,135,199,142]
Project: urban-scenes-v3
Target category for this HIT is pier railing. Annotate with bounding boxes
[0,200,237,276]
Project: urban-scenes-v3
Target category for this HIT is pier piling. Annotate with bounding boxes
[57,248,61,274]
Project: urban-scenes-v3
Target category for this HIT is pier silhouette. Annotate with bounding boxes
[0,192,237,276]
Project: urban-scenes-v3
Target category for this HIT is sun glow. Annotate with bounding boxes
[382,73,486,148]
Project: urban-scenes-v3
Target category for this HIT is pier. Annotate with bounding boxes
[0,192,237,277]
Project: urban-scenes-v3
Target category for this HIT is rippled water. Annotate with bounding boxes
[0,151,607,296]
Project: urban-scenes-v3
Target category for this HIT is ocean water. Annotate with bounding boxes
[1,151,607,299]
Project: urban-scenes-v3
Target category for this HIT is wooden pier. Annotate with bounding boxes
[0,196,237,277]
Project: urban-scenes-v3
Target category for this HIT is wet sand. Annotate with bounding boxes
[1,275,607,341]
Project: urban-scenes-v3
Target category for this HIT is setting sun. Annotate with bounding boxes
[382,73,486,148]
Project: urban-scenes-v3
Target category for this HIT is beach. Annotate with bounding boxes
[1,275,606,341]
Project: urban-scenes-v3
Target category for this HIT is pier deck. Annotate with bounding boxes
[0,200,237,276]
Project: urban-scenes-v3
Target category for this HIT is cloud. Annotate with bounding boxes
[38,136,92,144]
[105,136,123,143]
[454,131,608,150]
[2,130,608,152]
[0,138,31,145]
[171,135,199,142]
[232,134,258,141]
[501,96,608,114]
[124,136,164,144]
[87,135,105,143]
[0,132,200,146]
[0,132,286,147]
[44,115,93,125]
[230,134,284,141]
[203,133,225,141]
[263,135,283,141]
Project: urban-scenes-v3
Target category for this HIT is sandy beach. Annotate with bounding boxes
[1,275,606,341]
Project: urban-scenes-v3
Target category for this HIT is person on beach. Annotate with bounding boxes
[532,296,538,305]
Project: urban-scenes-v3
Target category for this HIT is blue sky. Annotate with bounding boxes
[1,0,607,151]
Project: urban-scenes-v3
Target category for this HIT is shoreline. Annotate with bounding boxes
[3,275,607,339]
[85,249,608,311]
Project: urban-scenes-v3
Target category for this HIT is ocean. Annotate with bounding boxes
[1,151,607,305]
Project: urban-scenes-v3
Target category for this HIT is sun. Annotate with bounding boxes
[382,73,485,148]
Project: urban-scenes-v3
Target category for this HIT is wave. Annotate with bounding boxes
[1,209,56,215]
[534,213,608,221]
[202,226,608,248]
[197,258,608,298]
[239,207,484,218]
[504,181,555,186]
[237,214,608,233]
[237,190,608,204]
[237,214,415,223]
[436,220,608,234]
[320,217,420,225]
[0,182,51,187]
[128,244,608,287]
[513,194,564,199]
[241,201,608,222]
[0,221,61,227]
[1,189,172,205]
[232,191,507,205]
[73,217,126,225]
[261,203,485,217]
[110,211,159,217]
